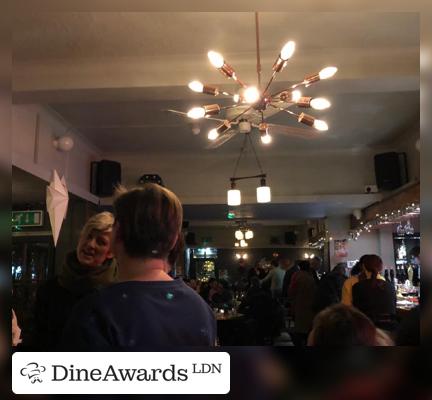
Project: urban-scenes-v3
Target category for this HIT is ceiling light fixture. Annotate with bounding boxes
[226,123,271,205]
[168,12,337,148]
[256,177,271,203]
[233,220,254,244]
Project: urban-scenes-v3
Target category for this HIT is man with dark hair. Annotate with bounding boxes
[281,258,299,299]
[314,263,347,312]
[310,256,323,283]
[61,184,216,349]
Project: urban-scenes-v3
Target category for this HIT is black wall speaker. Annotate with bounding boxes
[284,231,297,245]
[90,160,121,197]
[185,232,196,246]
[374,152,408,191]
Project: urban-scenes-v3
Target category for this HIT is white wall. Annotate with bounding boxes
[106,149,377,205]
[327,216,395,269]
[12,104,101,202]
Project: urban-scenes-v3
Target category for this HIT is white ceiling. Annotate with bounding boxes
[12,12,420,221]
[13,12,419,155]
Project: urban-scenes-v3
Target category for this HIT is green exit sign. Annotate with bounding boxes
[227,212,236,219]
[12,210,44,227]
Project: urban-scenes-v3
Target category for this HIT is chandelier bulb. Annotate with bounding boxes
[208,128,219,140]
[208,50,225,69]
[243,86,260,104]
[313,119,329,131]
[280,41,296,61]
[188,81,204,93]
[319,66,338,80]
[310,97,331,110]
[187,107,206,119]
[292,90,302,102]
[261,132,272,144]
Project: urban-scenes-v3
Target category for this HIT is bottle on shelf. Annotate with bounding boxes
[390,269,395,285]
[384,269,390,282]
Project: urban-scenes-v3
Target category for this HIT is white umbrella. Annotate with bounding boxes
[46,170,69,246]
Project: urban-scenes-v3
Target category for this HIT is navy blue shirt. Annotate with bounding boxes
[61,280,216,349]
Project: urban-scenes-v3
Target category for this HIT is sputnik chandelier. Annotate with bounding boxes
[168,12,337,148]
[167,12,338,207]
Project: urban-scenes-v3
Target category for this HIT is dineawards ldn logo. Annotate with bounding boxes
[20,362,47,383]
[12,352,230,395]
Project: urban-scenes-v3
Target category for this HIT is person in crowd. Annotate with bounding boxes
[34,212,117,350]
[248,261,266,282]
[341,254,382,305]
[12,309,22,347]
[61,184,216,349]
[198,280,210,301]
[350,260,363,276]
[352,255,397,332]
[314,263,347,312]
[281,258,299,299]
[231,258,250,294]
[260,258,286,299]
[207,278,220,303]
[239,277,279,344]
[409,246,420,286]
[307,304,393,346]
[287,260,318,347]
[210,280,234,309]
[310,256,323,283]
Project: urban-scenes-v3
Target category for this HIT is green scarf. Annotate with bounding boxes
[58,251,118,297]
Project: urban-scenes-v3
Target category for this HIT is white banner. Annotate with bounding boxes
[12,352,230,394]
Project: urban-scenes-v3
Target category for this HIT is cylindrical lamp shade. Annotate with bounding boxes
[257,185,271,203]
[227,189,241,206]
[235,230,244,240]
[245,230,254,240]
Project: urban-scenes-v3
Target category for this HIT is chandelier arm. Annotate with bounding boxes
[249,136,262,171]
[220,104,243,111]
[291,80,308,90]
[232,134,249,178]
[269,103,300,118]
[262,69,278,96]
[220,90,236,96]
[255,12,262,90]
[227,105,254,125]
[247,133,264,175]
[233,76,248,89]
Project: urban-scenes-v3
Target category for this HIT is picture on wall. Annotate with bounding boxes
[334,239,348,258]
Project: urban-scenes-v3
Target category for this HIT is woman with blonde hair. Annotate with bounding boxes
[62,184,216,349]
[34,212,117,350]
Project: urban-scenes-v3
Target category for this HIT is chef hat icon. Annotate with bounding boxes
[20,362,46,383]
